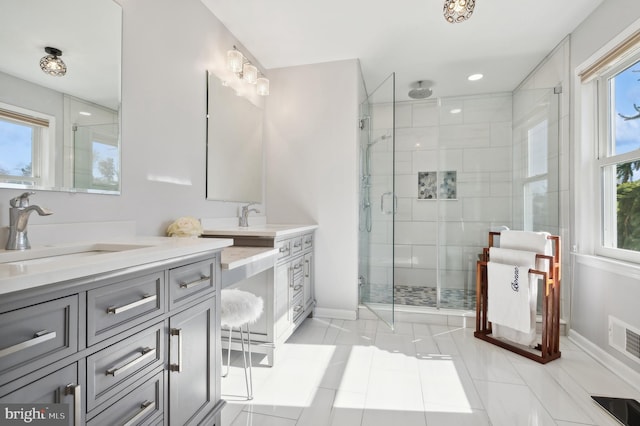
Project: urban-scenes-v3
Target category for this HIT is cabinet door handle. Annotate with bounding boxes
[169,328,182,372]
[64,383,81,426]
[123,401,154,426]
[179,275,210,289]
[0,330,56,359]
[107,294,156,315]
[304,259,310,278]
[106,347,156,377]
[293,284,302,292]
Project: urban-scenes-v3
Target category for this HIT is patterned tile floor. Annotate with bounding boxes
[361,284,476,311]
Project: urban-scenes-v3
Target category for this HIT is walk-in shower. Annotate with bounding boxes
[358,72,561,327]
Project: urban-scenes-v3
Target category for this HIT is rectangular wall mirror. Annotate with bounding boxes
[0,0,122,194]
[206,71,264,203]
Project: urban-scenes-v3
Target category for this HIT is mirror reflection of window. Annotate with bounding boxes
[0,104,54,188]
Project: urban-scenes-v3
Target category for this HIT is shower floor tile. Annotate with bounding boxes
[361,284,476,310]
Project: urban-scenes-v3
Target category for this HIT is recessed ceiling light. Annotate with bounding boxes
[450,108,462,114]
[468,73,483,81]
[79,111,92,116]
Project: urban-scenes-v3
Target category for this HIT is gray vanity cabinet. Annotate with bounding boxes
[208,229,315,366]
[168,297,218,426]
[0,250,225,426]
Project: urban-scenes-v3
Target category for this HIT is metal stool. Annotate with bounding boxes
[220,289,263,400]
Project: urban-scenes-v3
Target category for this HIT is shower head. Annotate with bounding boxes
[408,81,433,99]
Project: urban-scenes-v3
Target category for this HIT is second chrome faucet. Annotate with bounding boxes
[239,203,260,227]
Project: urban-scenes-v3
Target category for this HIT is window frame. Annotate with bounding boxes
[595,52,640,263]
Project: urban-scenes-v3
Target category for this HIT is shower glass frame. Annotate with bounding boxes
[358,72,395,328]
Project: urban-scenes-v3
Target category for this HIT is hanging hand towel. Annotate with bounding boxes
[487,247,537,335]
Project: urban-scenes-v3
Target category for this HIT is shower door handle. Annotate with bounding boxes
[381,192,396,215]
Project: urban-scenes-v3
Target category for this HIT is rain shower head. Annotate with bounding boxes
[408,81,433,99]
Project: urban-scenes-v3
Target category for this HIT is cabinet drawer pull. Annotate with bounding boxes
[293,305,303,313]
[293,284,303,292]
[293,263,303,270]
[64,383,81,426]
[107,294,157,315]
[305,238,312,244]
[179,275,210,289]
[0,330,56,359]
[169,328,182,372]
[293,241,302,248]
[106,347,156,377]
[123,400,154,426]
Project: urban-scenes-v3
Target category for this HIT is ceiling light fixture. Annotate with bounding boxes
[40,46,67,77]
[468,73,483,81]
[443,0,475,24]
[450,108,462,114]
[226,46,269,96]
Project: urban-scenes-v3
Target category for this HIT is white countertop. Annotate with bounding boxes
[221,246,279,270]
[0,236,233,296]
[202,224,318,238]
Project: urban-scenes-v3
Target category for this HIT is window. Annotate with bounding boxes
[0,106,51,187]
[524,119,549,231]
[598,55,640,257]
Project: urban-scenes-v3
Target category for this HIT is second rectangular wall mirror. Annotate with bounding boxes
[206,71,264,203]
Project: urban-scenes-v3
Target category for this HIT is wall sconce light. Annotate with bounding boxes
[40,46,67,76]
[443,0,476,23]
[226,46,269,96]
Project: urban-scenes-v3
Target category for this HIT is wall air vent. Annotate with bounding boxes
[609,316,640,363]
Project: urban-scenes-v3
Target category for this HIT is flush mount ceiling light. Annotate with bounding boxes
[226,45,269,96]
[468,73,483,81]
[443,0,476,23]
[40,46,67,76]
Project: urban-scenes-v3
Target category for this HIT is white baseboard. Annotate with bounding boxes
[314,307,357,321]
[568,330,640,393]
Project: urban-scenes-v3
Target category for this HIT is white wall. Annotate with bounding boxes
[570,1,640,376]
[264,60,361,318]
[0,0,261,237]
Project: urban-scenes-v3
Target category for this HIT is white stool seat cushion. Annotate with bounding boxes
[221,289,263,328]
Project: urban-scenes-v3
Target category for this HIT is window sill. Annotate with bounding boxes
[574,252,640,280]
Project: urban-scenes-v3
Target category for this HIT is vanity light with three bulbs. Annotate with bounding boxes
[227,46,269,96]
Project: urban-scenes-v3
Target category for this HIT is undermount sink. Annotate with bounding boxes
[0,243,152,267]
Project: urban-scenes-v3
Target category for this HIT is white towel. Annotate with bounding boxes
[487,248,536,334]
[499,230,552,255]
[487,262,532,333]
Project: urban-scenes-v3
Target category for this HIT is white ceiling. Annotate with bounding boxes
[201,0,604,101]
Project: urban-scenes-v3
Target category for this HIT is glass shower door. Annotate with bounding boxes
[359,73,395,327]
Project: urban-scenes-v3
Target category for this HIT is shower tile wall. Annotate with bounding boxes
[370,93,513,307]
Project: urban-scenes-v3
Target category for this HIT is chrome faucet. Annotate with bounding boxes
[6,192,53,250]
[239,203,260,227]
